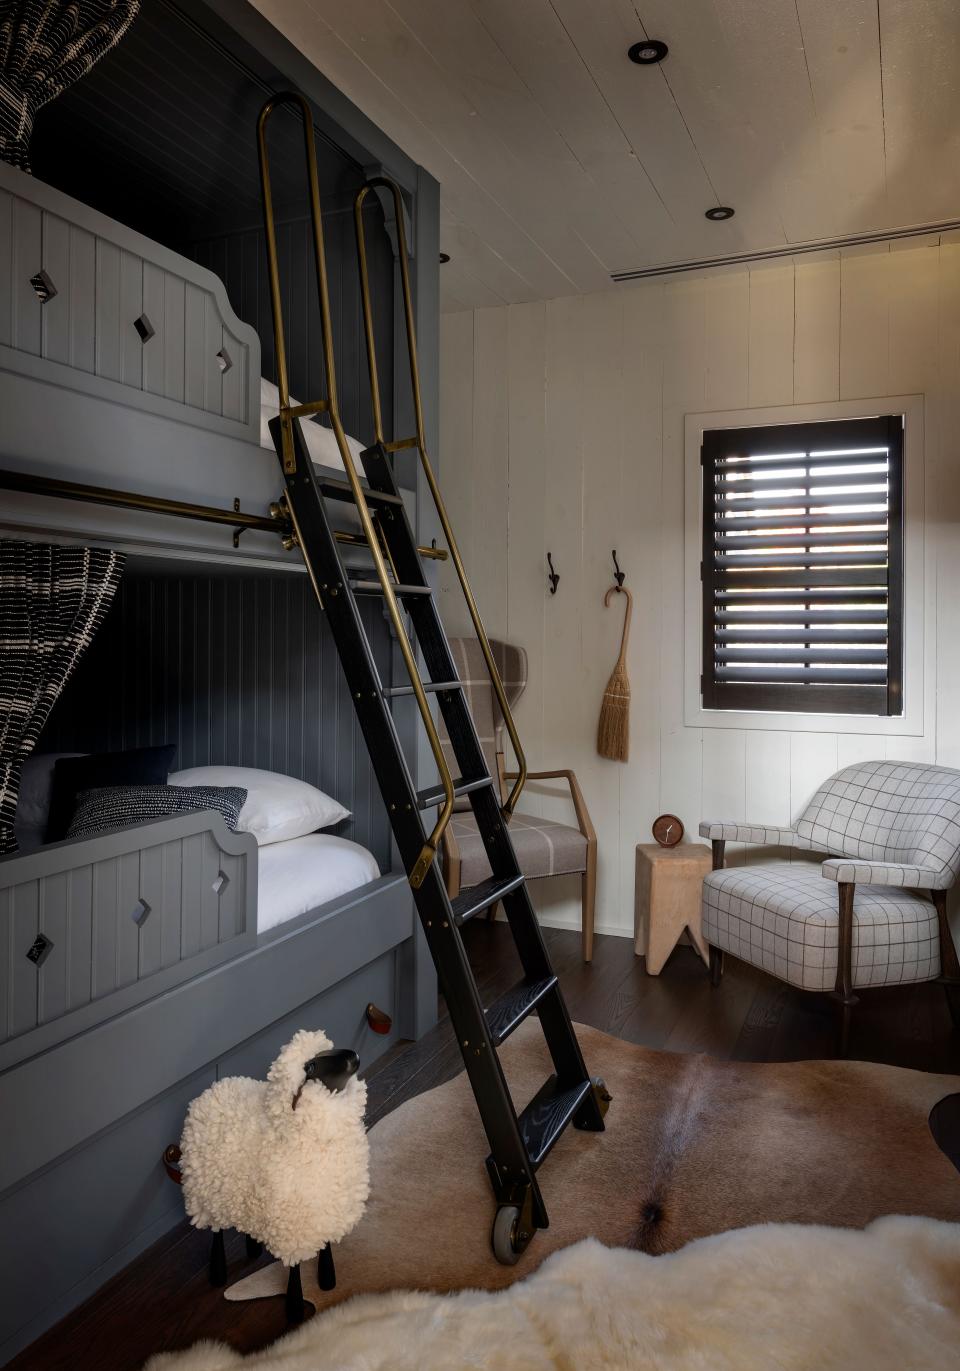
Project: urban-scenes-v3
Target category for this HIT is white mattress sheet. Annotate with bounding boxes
[258,402,364,472]
[257,833,381,934]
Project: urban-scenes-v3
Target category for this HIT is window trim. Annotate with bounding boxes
[682,396,928,737]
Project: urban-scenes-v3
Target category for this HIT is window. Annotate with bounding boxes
[700,415,903,717]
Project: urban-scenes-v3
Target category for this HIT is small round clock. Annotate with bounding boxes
[652,814,684,848]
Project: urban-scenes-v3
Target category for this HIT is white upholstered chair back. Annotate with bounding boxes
[795,760,960,883]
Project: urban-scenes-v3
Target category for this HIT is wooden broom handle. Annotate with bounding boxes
[604,585,633,667]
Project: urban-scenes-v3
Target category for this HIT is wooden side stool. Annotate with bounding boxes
[635,843,713,975]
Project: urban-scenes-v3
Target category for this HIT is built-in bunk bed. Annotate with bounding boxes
[0,1,441,1361]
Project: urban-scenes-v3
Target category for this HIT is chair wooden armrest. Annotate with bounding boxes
[503,768,596,845]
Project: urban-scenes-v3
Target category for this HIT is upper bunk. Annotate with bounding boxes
[0,0,439,573]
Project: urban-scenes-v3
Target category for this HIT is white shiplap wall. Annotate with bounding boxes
[439,237,960,938]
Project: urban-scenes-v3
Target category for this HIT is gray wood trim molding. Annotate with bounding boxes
[0,809,256,884]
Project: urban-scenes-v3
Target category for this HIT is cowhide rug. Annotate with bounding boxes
[218,1020,960,1313]
[147,1217,960,1370]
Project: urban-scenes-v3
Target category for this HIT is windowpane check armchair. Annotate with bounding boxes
[700,760,960,1054]
[440,639,598,960]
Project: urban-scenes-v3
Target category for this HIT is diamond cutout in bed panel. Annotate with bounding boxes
[130,898,151,928]
[26,933,53,966]
[133,313,155,343]
[212,872,229,896]
[30,269,57,304]
[215,347,233,374]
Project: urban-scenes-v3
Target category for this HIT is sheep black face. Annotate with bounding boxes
[303,1048,360,1094]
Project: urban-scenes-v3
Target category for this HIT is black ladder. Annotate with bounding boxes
[258,94,609,1264]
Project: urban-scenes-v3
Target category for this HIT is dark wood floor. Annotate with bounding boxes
[15,924,960,1371]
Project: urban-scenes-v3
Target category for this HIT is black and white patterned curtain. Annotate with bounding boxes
[0,0,139,173]
[0,540,123,854]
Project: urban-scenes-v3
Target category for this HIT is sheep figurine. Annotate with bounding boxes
[177,1028,369,1320]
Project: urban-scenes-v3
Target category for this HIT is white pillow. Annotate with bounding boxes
[258,378,366,474]
[168,766,350,846]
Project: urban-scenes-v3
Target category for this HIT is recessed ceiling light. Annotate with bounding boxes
[628,39,668,65]
[439,252,451,264]
[705,206,735,221]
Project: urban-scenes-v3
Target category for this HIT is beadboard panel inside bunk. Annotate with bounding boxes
[0,165,258,436]
[187,195,395,447]
[40,570,394,869]
[0,814,256,1059]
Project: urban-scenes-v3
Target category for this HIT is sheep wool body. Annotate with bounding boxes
[179,1029,370,1266]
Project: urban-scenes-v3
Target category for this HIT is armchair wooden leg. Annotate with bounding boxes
[933,889,960,1030]
[581,835,597,962]
[706,842,726,986]
[486,902,499,923]
[834,882,859,1058]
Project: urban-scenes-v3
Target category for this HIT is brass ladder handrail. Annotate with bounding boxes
[257,92,456,888]
[354,176,528,818]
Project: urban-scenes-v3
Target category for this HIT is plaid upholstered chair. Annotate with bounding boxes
[440,639,598,960]
[700,760,960,1054]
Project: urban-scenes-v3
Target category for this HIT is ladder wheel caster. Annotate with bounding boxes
[592,1076,612,1120]
[492,1204,534,1266]
[574,1076,612,1131]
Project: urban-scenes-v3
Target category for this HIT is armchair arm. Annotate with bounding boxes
[699,821,799,847]
[821,858,950,889]
[504,769,596,844]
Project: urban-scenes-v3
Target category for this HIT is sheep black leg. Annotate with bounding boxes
[318,1243,336,1292]
[285,1263,305,1324]
[244,1235,264,1261]
[209,1231,227,1287]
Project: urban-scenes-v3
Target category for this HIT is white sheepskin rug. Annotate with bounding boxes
[145,1214,960,1370]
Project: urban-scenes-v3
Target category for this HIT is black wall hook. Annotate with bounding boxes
[547,552,559,595]
[612,550,625,589]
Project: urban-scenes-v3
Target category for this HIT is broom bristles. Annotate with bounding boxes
[597,662,630,762]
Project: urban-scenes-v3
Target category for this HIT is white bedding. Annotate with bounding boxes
[256,833,381,934]
[259,376,365,473]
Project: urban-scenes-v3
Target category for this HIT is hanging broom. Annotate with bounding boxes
[597,585,632,762]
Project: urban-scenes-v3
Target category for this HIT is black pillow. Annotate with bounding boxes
[65,784,248,842]
[46,744,177,841]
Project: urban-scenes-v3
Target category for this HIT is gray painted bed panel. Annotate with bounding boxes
[0,165,259,436]
[0,942,400,1365]
[0,872,410,1194]
[0,1064,216,1362]
[0,812,257,1060]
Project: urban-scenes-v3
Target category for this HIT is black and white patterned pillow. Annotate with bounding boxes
[65,784,248,841]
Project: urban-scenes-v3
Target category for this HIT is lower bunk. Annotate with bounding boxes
[0,817,425,1365]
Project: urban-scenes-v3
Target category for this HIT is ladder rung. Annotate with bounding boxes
[450,873,525,926]
[384,680,463,699]
[351,580,432,597]
[317,476,403,506]
[417,775,492,809]
[518,1076,593,1169]
[485,975,558,1046]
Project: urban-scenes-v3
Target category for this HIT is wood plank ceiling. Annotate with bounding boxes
[251,0,959,311]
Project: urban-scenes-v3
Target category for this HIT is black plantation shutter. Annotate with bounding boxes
[701,415,903,716]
